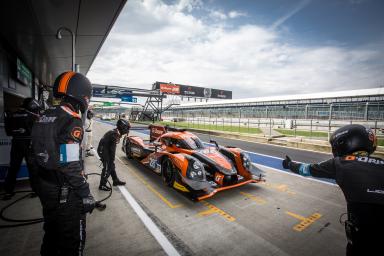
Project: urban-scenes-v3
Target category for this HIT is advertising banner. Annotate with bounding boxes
[121,96,138,103]
[16,58,32,87]
[154,82,232,99]
[92,86,132,99]
[159,83,180,94]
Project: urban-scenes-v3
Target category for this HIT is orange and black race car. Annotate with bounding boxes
[122,124,265,201]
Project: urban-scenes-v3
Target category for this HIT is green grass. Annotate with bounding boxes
[378,138,384,147]
[274,128,328,137]
[152,121,262,134]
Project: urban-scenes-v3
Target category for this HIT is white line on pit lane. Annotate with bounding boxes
[92,148,181,256]
[118,185,181,256]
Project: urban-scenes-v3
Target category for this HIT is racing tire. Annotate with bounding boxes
[162,158,176,187]
[125,140,133,159]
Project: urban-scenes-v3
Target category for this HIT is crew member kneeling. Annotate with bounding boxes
[31,71,95,255]
[97,119,130,191]
[282,124,384,256]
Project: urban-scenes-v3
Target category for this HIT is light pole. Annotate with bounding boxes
[56,27,76,71]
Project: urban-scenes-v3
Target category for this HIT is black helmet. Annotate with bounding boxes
[87,109,94,119]
[330,124,377,157]
[117,119,131,135]
[22,98,41,113]
[53,71,92,113]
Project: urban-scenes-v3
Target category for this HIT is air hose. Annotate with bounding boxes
[0,191,43,228]
[0,173,112,228]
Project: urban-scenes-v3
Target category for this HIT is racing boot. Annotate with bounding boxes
[113,180,126,186]
[98,184,111,191]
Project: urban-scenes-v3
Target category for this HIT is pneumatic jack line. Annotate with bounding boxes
[0,173,112,228]
[0,191,43,228]
[86,172,113,211]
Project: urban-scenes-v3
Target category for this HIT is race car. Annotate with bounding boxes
[122,124,265,201]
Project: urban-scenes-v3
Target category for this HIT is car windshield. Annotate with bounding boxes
[182,136,205,150]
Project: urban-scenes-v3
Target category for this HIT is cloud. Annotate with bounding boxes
[209,10,227,20]
[88,0,384,100]
[228,11,246,19]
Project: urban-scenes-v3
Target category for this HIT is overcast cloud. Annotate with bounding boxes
[88,0,384,99]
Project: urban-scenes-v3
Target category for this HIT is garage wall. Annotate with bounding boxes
[0,40,34,180]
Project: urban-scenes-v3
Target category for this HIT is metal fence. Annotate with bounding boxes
[162,116,384,142]
[165,101,384,121]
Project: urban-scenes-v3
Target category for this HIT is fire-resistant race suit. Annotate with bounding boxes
[97,128,125,189]
[283,154,384,255]
[31,103,95,255]
[3,107,39,196]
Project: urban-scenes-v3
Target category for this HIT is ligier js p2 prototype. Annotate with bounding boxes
[122,125,265,201]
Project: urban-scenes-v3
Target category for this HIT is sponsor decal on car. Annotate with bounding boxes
[131,146,142,156]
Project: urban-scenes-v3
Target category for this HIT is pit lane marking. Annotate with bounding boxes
[117,157,183,209]
[239,192,267,204]
[92,149,181,255]
[118,186,181,256]
[260,182,296,195]
[286,211,322,232]
[197,201,236,222]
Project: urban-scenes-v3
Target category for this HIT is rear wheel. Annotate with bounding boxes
[162,158,176,187]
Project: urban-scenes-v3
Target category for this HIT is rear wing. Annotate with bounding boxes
[148,124,187,142]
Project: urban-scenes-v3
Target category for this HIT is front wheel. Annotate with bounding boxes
[162,158,176,187]
[125,140,133,159]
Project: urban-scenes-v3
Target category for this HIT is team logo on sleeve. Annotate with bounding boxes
[71,127,83,139]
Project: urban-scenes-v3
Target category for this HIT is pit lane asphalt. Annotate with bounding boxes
[94,121,347,256]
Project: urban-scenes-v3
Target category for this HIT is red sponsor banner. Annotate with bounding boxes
[159,83,180,94]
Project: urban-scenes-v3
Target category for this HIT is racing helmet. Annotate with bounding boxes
[116,119,131,135]
[53,71,92,113]
[329,124,377,157]
[87,109,94,120]
[22,98,41,114]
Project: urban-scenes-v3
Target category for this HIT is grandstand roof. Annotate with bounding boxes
[174,87,384,108]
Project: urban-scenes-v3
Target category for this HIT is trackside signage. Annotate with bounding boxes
[16,58,32,87]
[92,85,132,99]
[159,83,180,94]
[154,82,232,99]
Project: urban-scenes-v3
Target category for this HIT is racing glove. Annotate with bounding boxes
[282,155,292,169]
[82,194,96,214]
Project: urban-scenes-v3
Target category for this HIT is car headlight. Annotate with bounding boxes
[241,152,252,170]
[187,160,205,181]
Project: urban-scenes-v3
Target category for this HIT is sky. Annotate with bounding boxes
[87,0,384,100]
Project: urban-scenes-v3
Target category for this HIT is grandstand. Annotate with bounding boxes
[164,88,384,121]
